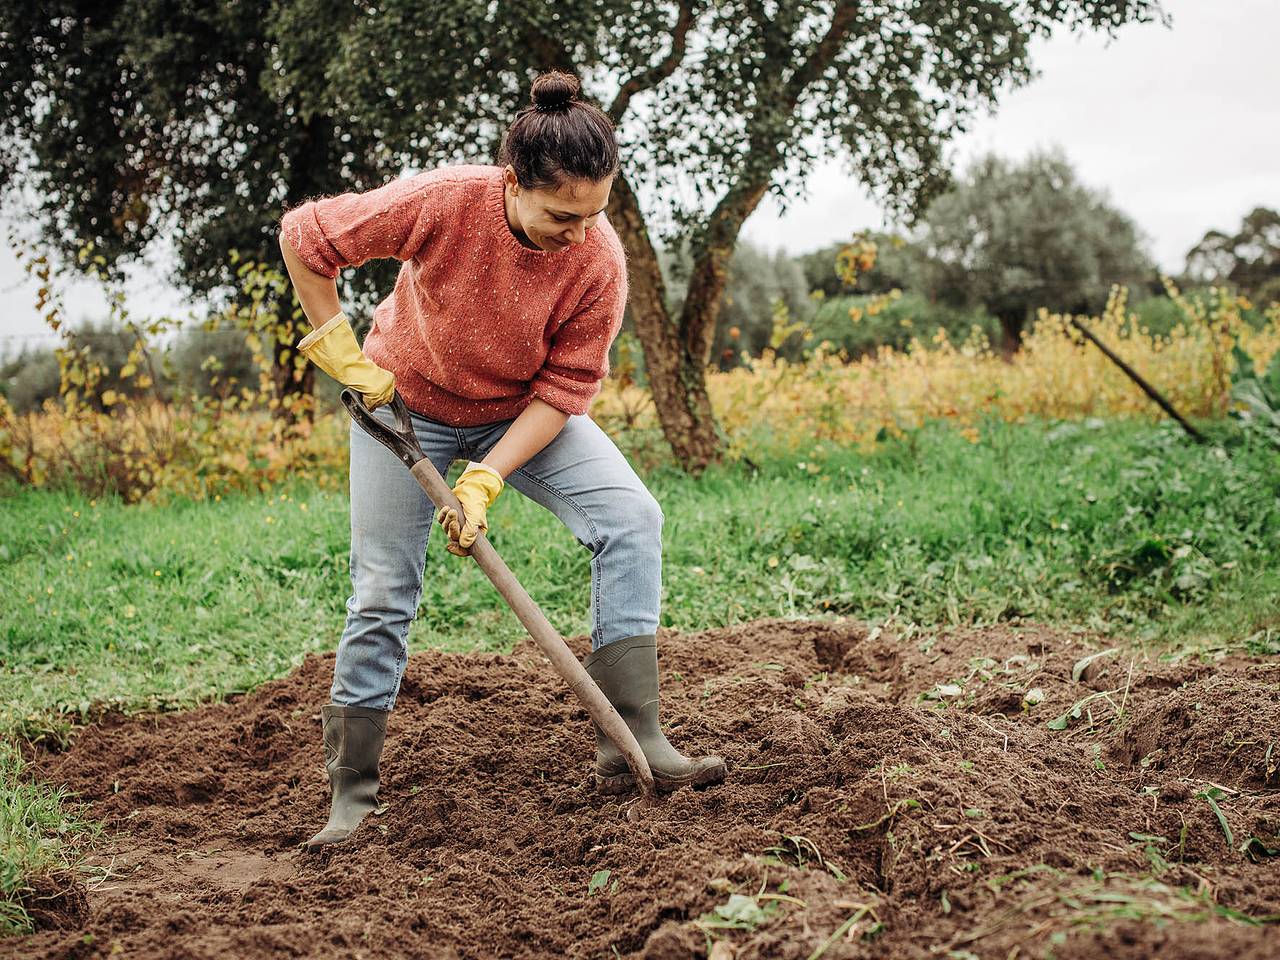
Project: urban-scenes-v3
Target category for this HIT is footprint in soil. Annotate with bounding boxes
[92,840,296,911]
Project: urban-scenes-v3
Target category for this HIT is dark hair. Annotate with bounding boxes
[497,70,620,190]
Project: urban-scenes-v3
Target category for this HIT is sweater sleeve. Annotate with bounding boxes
[529,264,629,417]
[279,173,434,279]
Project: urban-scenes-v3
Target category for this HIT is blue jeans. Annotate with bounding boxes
[331,404,665,710]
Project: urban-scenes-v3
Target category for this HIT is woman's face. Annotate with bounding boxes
[504,166,613,253]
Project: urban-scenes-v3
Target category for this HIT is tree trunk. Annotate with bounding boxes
[607,172,724,473]
[607,4,857,467]
[996,307,1025,355]
[680,178,771,366]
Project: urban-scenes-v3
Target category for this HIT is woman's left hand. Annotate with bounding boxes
[436,462,505,556]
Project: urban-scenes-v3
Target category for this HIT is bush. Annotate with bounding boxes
[167,324,258,397]
[593,281,1280,460]
[1127,294,1187,338]
[0,347,60,413]
[1,321,275,414]
[809,290,999,358]
[0,248,324,503]
[1128,290,1274,340]
[797,232,922,298]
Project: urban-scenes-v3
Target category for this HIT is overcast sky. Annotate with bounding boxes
[3,0,1277,355]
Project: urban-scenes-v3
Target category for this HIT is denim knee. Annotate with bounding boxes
[606,491,663,547]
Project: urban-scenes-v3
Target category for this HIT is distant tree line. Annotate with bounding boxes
[5,147,1278,413]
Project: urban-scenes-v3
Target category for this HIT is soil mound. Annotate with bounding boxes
[1110,668,1280,790]
[7,618,1279,959]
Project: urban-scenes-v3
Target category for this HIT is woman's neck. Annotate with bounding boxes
[502,184,541,251]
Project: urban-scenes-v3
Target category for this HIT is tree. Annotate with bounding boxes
[909,147,1155,347]
[798,233,921,298]
[660,240,814,368]
[312,1,1171,469]
[3,1,1169,471]
[0,0,411,418]
[1185,207,1280,305]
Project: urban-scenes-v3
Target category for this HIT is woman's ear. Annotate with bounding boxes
[504,165,520,196]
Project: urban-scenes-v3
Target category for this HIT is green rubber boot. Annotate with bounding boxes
[303,704,388,851]
[583,634,726,794]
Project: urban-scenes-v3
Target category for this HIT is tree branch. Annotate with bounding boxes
[607,1,697,123]
[781,1,860,109]
[710,0,863,245]
[679,2,862,364]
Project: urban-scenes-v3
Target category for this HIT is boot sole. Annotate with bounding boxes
[597,759,727,795]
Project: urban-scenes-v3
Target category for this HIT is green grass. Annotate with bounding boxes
[0,744,97,935]
[3,416,1278,745]
[1,415,1278,933]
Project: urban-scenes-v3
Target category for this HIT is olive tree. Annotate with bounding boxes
[0,0,403,413]
[909,147,1155,346]
[1185,207,1280,305]
[2,0,1170,470]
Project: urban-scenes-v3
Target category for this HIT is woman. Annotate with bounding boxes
[278,70,726,851]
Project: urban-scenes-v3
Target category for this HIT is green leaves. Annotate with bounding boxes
[1197,786,1234,849]
[1230,340,1280,444]
[1240,837,1280,863]
[0,0,1172,315]
[1190,786,1279,862]
[708,893,771,927]
[587,869,611,896]
[1046,690,1121,731]
[694,892,780,936]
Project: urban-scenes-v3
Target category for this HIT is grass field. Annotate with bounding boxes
[4,416,1277,744]
[2,416,1278,932]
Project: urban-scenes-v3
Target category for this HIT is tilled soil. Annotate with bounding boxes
[9,617,1280,959]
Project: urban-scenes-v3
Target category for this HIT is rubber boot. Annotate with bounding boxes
[303,704,388,851]
[583,634,726,794]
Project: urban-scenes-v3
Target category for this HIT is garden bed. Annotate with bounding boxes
[8,618,1278,958]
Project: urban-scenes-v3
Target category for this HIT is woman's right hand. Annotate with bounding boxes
[296,310,395,409]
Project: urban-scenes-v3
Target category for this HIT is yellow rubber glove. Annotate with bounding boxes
[296,310,395,409]
[436,462,505,556]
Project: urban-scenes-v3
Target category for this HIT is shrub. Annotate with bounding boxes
[594,280,1280,460]
[809,290,999,358]
[0,241,326,502]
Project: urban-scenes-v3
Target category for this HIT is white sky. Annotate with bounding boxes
[3,0,1277,355]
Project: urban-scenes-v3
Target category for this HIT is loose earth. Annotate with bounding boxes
[10,618,1280,958]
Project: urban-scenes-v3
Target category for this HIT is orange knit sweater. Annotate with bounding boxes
[279,164,628,425]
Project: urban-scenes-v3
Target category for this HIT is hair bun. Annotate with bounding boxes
[530,70,579,113]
